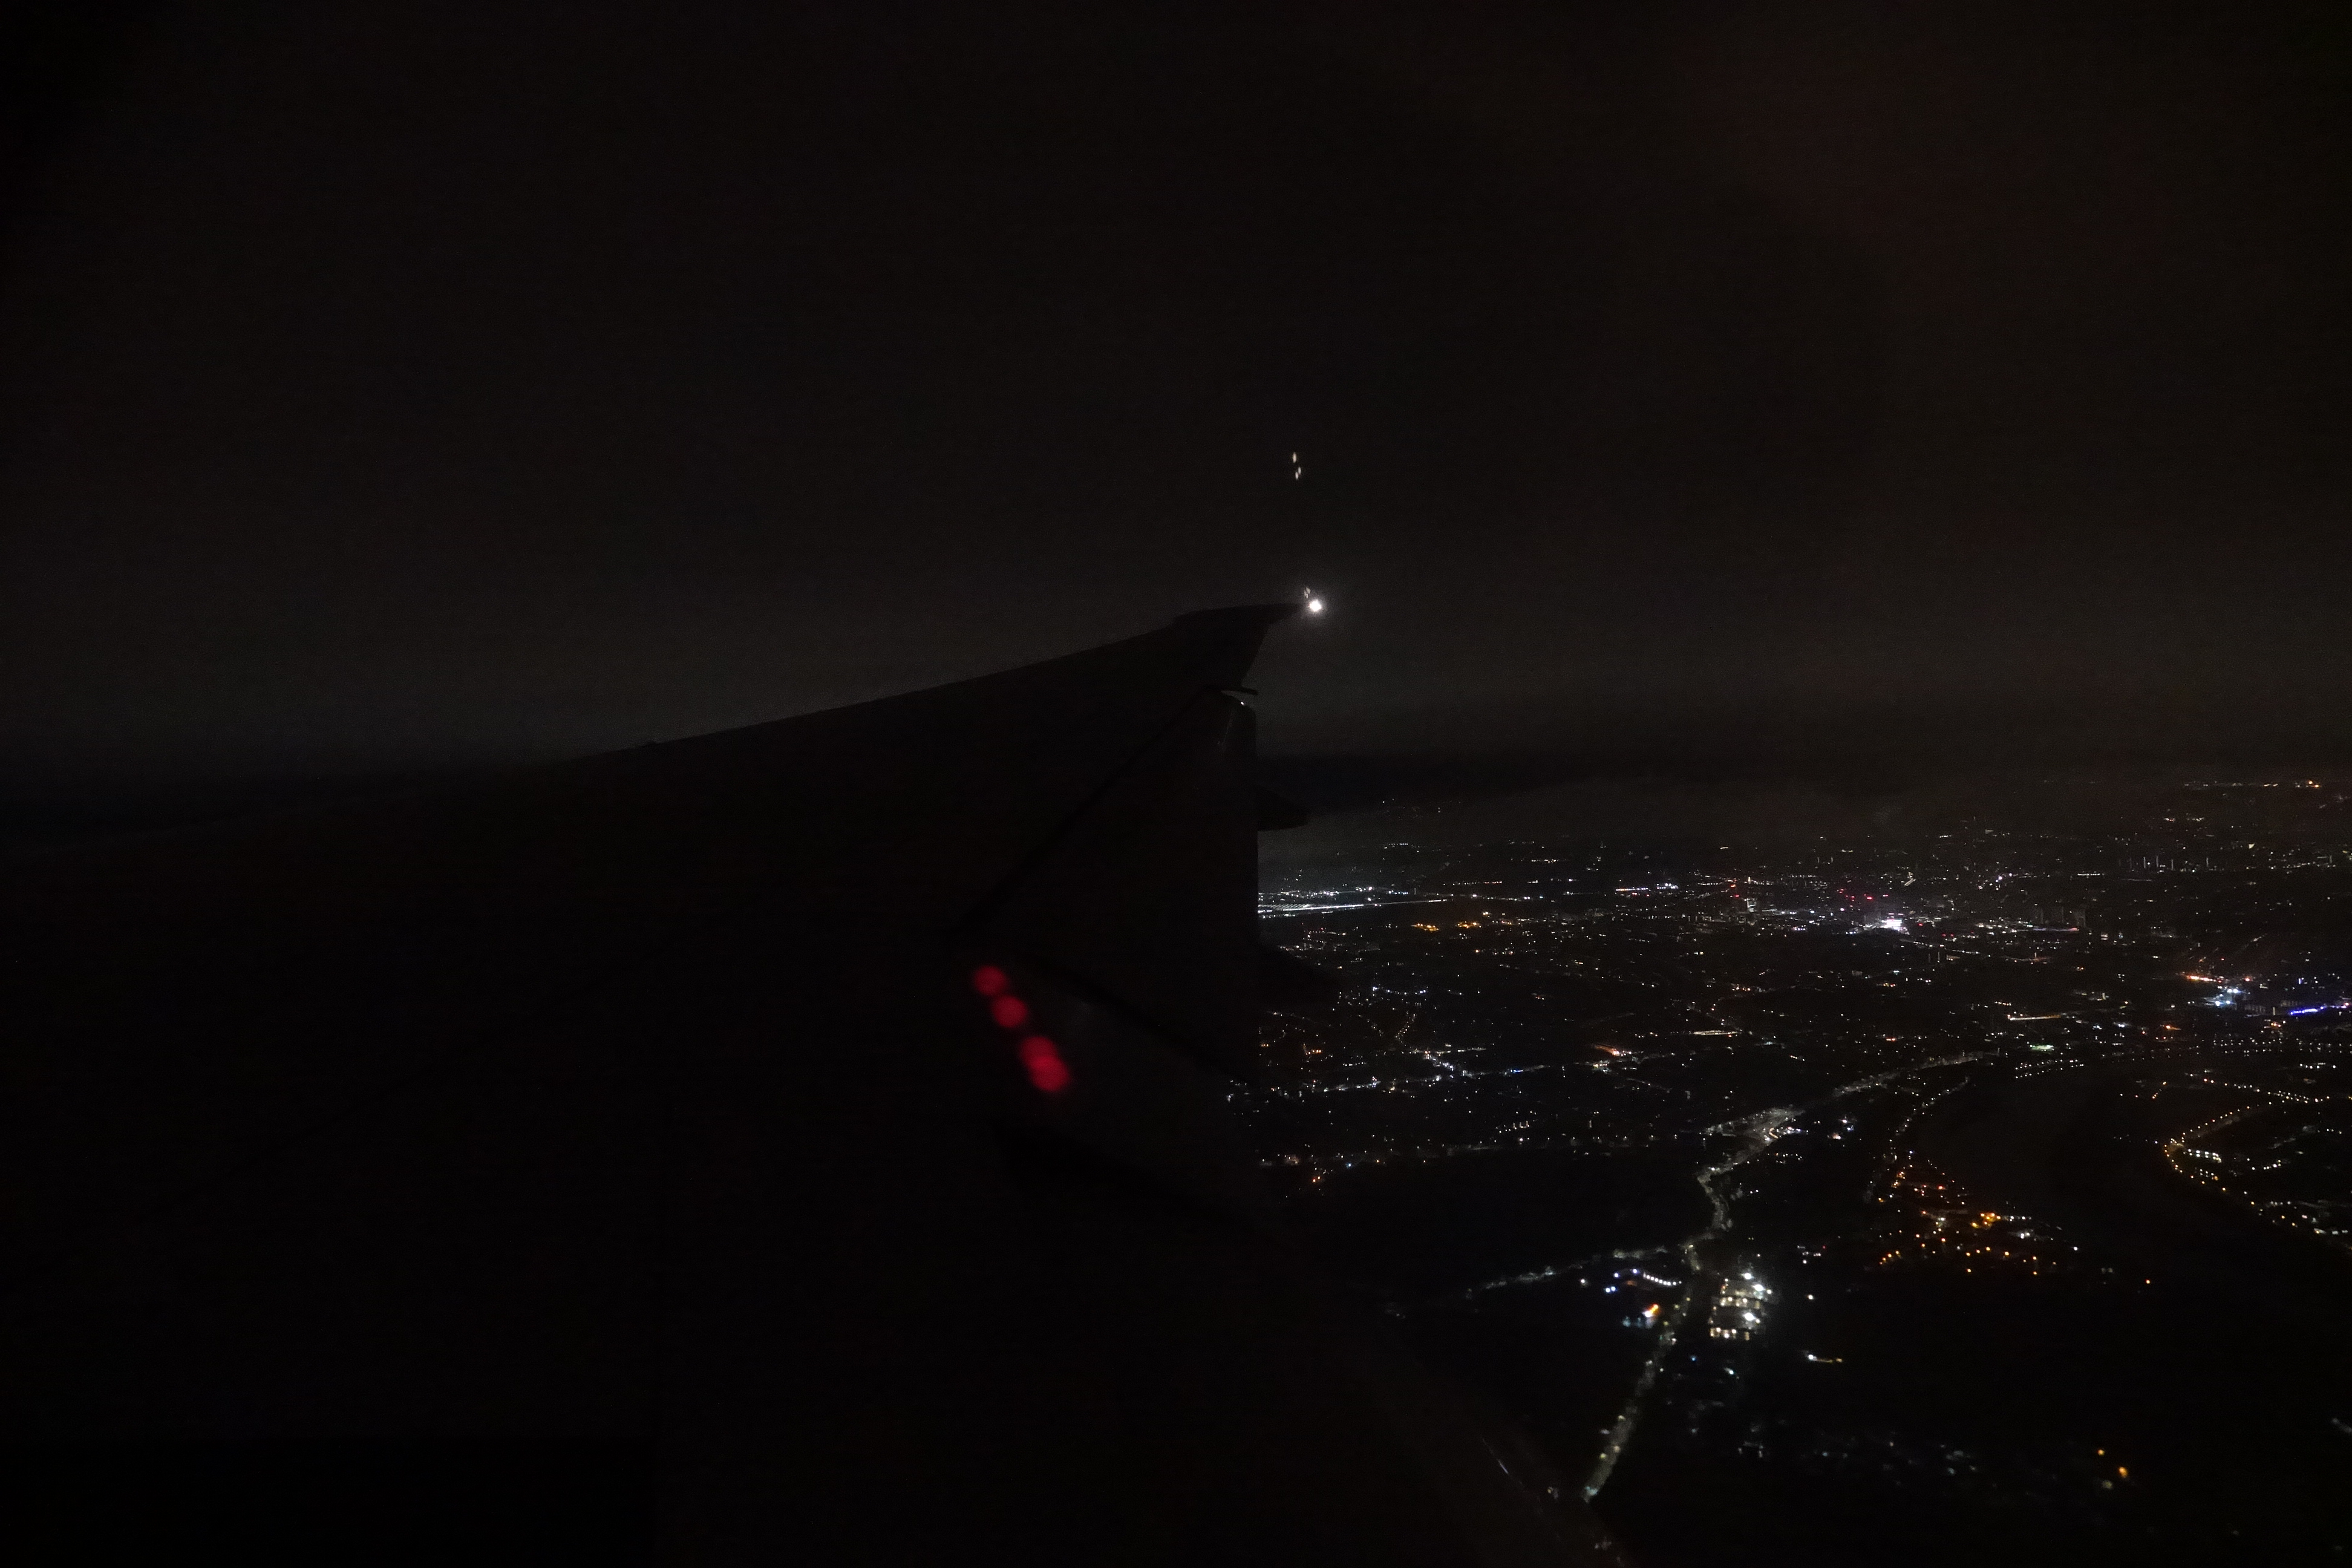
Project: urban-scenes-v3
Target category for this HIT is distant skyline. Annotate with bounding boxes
[2,2,2347,785]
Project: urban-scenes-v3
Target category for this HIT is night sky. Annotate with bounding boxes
[2,2,2347,792]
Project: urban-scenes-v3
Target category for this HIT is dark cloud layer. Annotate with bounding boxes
[2,1,2346,786]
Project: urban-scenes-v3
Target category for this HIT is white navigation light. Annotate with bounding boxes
[1304,589,1325,615]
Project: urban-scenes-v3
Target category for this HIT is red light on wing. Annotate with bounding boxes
[989,995,1030,1030]
[1018,1036,1071,1094]
[970,964,1010,997]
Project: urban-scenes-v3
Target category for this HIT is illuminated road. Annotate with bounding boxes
[1580,1105,1789,1496]
[1581,1051,1994,1498]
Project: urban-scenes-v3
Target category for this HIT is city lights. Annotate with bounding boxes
[1244,773,2351,1535]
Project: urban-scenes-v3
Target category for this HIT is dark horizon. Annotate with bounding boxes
[5,2,2350,789]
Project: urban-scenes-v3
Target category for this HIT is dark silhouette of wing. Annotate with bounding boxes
[0,607,1622,1565]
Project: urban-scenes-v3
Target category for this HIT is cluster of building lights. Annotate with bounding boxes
[1708,1272,1770,1341]
[1872,1160,2072,1276]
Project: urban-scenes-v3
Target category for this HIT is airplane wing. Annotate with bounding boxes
[0,606,1622,1564]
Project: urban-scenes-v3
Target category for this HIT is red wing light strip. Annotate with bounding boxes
[970,964,1071,1095]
